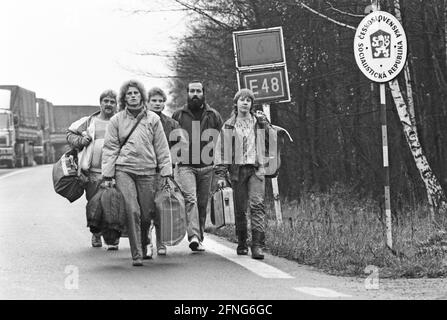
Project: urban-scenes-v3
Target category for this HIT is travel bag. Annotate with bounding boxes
[52,149,87,203]
[155,176,186,246]
[211,186,235,229]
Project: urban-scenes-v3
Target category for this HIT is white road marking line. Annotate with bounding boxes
[203,237,294,279]
[0,169,32,181]
[294,287,352,298]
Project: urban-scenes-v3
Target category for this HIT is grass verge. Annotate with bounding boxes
[206,184,447,278]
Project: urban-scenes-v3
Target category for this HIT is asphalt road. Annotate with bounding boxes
[0,165,444,301]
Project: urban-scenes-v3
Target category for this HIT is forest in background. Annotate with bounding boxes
[159,0,447,214]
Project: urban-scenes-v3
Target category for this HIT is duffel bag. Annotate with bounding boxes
[100,186,127,233]
[85,187,104,234]
[155,176,186,246]
[52,149,87,203]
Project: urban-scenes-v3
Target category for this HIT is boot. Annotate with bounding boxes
[236,230,248,255]
[251,230,264,260]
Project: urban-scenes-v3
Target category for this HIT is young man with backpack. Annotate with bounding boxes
[214,88,277,260]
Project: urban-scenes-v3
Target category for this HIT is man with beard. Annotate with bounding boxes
[172,81,223,251]
[66,89,118,250]
[102,80,172,266]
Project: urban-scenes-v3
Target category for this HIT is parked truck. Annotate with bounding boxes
[35,98,56,164]
[0,85,39,168]
[50,105,98,160]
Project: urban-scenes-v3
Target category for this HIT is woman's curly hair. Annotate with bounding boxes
[118,80,147,110]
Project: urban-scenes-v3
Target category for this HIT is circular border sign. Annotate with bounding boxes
[354,11,407,83]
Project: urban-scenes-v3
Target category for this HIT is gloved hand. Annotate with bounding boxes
[102,177,116,188]
[216,179,226,189]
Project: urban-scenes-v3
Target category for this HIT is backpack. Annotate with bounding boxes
[263,125,293,178]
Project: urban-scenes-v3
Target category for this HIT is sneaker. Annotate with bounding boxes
[132,259,143,267]
[189,236,199,251]
[157,245,167,256]
[91,234,102,248]
[107,245,119,251]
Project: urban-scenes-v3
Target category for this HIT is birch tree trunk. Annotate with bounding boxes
[290,0,447,216]
[388,80,447,214]
[390,0,447,218]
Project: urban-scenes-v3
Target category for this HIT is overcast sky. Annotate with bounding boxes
[0,0,187,105]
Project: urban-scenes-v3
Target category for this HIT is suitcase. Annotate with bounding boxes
[211,187,235,229]
[155,177,187,246]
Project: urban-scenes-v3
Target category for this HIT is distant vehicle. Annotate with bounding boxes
[0,85,39,168]
[0,84,100,167]
[35,98,56,164]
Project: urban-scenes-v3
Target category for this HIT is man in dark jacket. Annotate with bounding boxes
[146,86,181,257]
[66,89,118,249]
[172,81,223,251]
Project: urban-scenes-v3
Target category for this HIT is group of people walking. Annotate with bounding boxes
[66,79,275,266]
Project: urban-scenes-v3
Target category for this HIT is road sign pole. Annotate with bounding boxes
[380,83,392,249]
[233,27,290,225]
[262,103,283,224]
[354,3,406,250]
[369,1,392,249]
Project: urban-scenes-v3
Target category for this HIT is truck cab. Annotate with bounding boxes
[0,105,16,167]
[0,86,38,168]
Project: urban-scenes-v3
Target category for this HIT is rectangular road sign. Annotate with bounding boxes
[238,66,291,104]
[233,27,285,68]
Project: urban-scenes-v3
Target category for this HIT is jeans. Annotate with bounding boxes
[231,165,266,235]
[175,165,213,241]
[115,170,156,260]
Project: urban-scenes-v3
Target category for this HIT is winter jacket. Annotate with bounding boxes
[172,103,223,167]
[214,113,278,182]
[102,107,172,178]
[159,112,181,149]
[66,111,101,171]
